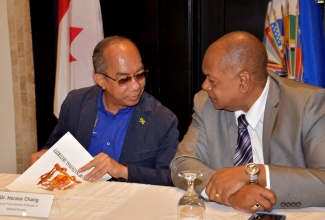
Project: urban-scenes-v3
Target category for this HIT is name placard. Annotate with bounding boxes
[0,191,54,218]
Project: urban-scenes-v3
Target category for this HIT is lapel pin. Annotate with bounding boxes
[139,118,146,125]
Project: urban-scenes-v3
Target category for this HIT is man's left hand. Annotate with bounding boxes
[228,184,276,213]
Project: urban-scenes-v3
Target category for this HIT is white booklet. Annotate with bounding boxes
[5,132,111,199]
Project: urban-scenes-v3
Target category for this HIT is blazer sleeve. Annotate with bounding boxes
[44,86,98,149]
[170,91,217,193]
[268,88,325,208]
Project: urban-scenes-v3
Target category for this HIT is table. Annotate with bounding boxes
[0,173,324,219]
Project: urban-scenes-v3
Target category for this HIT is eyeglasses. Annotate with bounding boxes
[97,69,149,87]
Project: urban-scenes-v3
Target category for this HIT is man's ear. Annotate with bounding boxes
[239,71,250,93]
[94,73,105,89]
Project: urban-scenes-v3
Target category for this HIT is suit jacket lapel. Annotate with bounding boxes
[263,74,280,164]
[78,86,100,148]
[119,93,150,162]
[226,111,238,165]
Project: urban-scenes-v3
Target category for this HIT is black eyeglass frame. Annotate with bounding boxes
[97,69,149,87]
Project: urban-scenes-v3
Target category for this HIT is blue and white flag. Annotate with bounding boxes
[263,0,325,88]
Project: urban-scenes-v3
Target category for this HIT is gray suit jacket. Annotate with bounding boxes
[170,72,325,208]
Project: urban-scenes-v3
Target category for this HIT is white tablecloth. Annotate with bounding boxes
[0,173,324,220]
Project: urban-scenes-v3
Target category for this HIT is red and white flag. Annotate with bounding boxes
[54,0,104,117]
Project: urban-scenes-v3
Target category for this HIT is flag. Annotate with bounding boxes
[263,0,287,76]
[263,0,303,80]
[263,0,325,87]
[54,0,104,118]
[299,0,325,87]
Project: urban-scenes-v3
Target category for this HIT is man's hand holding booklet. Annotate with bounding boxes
[6,132,111,199]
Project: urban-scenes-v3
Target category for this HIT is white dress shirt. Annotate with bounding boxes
[202,77,271,199]
[235,76,270,189]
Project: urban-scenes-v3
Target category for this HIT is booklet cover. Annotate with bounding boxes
[5,132,111,199]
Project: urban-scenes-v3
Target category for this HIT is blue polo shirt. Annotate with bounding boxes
[87,89,135,161]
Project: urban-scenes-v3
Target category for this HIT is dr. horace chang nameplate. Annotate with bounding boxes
[0,191,54,218]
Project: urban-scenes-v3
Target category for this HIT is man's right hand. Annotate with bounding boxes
[29,149,48,166]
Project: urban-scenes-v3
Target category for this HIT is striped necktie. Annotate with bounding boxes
[234,114,253,166]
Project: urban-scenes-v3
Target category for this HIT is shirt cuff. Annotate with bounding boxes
[201,188,209,199]
[264,164,270,189]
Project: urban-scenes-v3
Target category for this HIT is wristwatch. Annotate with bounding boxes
[245,163,260,184]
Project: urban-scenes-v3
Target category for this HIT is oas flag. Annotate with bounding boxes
[263,0,325,88]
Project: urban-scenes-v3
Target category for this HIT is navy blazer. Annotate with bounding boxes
[44,85,179,186]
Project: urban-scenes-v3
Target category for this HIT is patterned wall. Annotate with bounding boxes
[6,0,37,173]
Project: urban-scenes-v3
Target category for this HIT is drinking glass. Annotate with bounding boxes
[177,170,206,220]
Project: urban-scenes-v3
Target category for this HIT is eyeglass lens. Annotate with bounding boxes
[118,70,148,87]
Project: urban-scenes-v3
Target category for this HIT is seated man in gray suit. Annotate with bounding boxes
[30,36,179,186]
[170,31,325,213]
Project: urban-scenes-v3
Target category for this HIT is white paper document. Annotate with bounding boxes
[6,132,111,199]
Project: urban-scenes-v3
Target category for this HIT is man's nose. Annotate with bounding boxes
[202,78,211,91]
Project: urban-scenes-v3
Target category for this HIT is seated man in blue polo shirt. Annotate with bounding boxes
[29,36,179,186]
